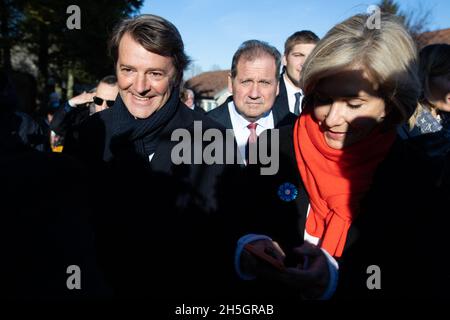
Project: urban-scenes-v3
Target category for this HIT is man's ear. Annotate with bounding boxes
[227,73,233,94]
[282,54,287,67]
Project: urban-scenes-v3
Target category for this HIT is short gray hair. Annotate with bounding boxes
[230,40,281,80]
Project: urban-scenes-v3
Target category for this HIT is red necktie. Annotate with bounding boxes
[247,122,257,143]
[246,122,257,164]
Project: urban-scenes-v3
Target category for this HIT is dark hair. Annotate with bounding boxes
[99,75,117,86]
[284,30,320,54]
[230,40,281,79]
[0,68,18,113]
[418,44,450,101]
[180,87,194,102]
[0,69,9,97]
[109,14,190,86]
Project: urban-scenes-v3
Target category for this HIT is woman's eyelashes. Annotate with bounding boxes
[314,93,364,109]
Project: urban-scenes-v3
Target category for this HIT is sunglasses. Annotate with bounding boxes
[93,96,115,108]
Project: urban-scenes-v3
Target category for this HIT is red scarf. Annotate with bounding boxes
[293,110,395,257]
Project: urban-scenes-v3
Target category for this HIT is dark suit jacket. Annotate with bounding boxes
[63,99,244,301]
[272,74,291,122]
[180,101,206,114]
[193,104,206,114]
[207,96,297,130]
[0,110,49,153]
[50,102,90,139]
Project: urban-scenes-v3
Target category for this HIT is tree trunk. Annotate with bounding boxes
[0,0,12,70]
[37,23,50,109]
[67,67,74,99]
[38,23,49,83]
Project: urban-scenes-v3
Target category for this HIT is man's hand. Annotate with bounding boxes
[240,239,286,275]
[69,91,95,106]
[278,242,330,299]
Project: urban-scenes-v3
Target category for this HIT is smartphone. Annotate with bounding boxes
[244,243,286,272]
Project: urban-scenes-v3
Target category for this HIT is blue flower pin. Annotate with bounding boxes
[278,183,298,202]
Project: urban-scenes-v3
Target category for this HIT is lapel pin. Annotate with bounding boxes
[278,182,298,202]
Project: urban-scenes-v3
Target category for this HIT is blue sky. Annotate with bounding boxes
[140,0,450,76]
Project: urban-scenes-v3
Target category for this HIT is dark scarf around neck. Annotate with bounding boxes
[111,87,179,158]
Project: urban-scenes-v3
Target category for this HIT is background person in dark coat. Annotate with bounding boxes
[272,31,319,120]
[64,14,242,301]
[1,68,111,300]
[180,87,205,113]
[50,75,119,151]
[397,44,450,192]
[1,68,49,153]
[399,44,450,140]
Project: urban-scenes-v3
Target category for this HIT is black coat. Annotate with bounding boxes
[0,148,111,299]
[271,74,291,122]
[240,123,449,300]
[50,102,91,139]
[193,104,206,114]
[63,95,244,300]
[339,135,450,299]
[0,110,49,153]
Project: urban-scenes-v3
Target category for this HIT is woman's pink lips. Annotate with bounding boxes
[325,130,347,140]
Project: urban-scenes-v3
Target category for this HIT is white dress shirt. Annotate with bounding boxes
[283,73,304,114]
[228,100,275,164]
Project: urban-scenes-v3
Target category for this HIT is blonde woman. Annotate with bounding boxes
[233,13,445,302]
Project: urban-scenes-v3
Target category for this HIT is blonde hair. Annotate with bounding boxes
[408,44,450,128]
[231,40,281,79]
[301,14,420,129]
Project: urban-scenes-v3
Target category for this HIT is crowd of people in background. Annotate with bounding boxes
[1,9,449,308]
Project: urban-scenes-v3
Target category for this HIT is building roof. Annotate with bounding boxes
[185,70,229,99]
[416,28,450,48]
[186,28,450,100]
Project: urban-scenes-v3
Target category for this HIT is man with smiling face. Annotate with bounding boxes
[63,14,240,301]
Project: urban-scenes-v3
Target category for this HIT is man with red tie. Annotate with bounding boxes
[208,40,296,164]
